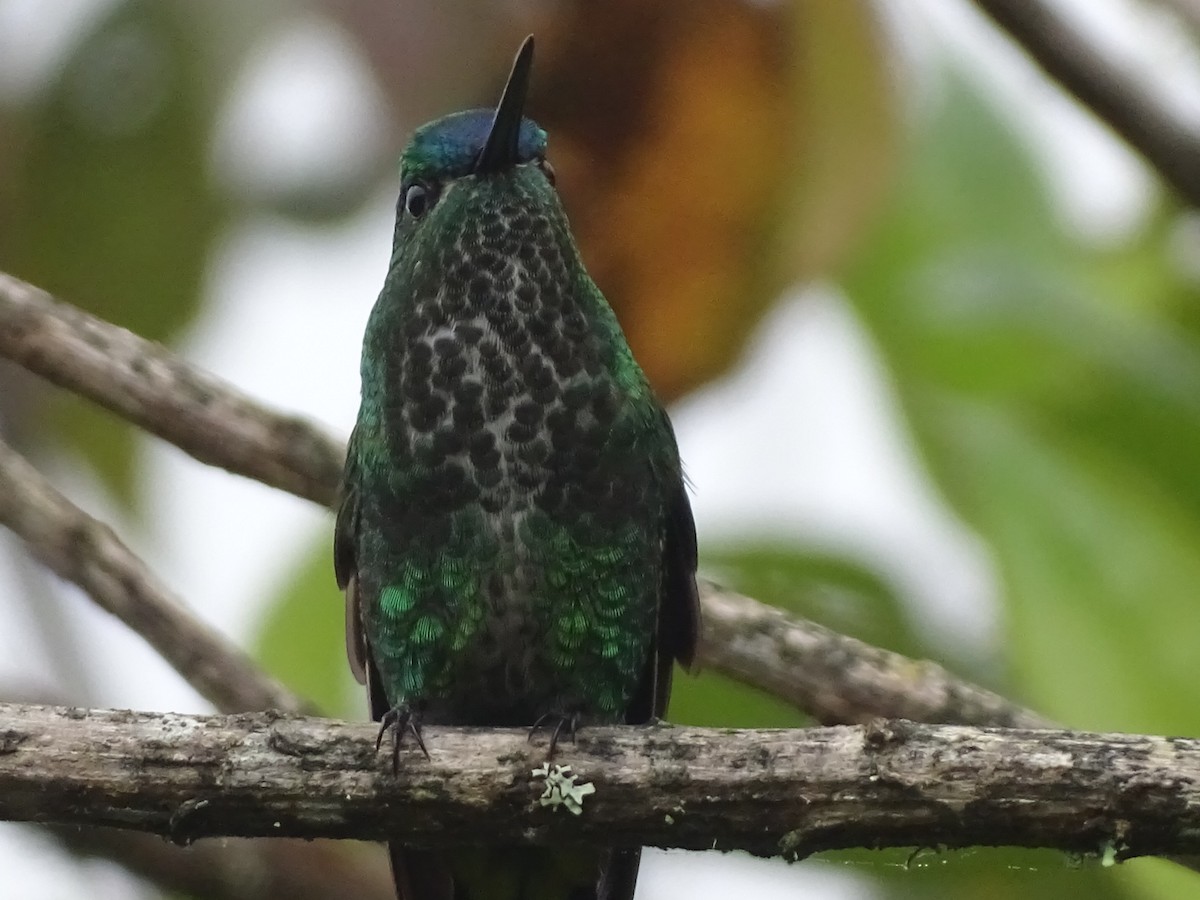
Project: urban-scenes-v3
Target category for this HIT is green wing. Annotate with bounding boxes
[334,426,367,687]
[656,478,701,713]
[623,407,700,724]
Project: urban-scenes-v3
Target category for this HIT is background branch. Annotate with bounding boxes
[971,0,1200,207]
[1156,0,1200,35]
[1,702,1194,862]
[698,580,1049,727]
[0,272,344,507]
[0,433,306,716]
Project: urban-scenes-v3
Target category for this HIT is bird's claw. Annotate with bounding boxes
[528,711,580,760]
[377,704,429,771]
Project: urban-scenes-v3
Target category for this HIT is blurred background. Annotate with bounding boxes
[1,0,1199,897]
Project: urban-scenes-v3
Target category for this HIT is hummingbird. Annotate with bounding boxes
[334,36,699,900]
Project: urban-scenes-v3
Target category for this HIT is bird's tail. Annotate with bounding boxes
[388,844,453,900]
[386,844,641,900]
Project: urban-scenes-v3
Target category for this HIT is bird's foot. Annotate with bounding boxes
[376,703,428,772]
[528,710,581,760]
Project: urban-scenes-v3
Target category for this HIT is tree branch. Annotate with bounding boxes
[0,702,1194,862]
[971,0,1200,208]
[0,272,344,506]
[1156,0,1200,36]
[3,685,382,900]
[697,580,1048,728]
[0,270,1046,732]
[0,433,306,716]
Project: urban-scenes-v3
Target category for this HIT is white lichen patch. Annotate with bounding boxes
[531,763,595,815]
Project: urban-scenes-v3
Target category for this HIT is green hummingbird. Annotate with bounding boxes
[334,36,699,900]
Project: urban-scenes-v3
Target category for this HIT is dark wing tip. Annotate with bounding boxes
[665,484,701,670]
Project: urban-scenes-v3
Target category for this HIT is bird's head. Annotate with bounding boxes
[391,37,558,252]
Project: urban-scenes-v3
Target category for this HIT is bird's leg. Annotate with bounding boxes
[528,710,581,760]
[376,703,429,771]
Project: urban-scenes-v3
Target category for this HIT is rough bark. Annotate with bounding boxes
[1,702,1195,862]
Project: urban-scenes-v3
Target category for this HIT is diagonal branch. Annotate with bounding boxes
[971,0,1200,208]
[0,269,1043,730]
[698,580,1048,727]
[1,702,1195,862]
[0,433,306,716]
[0,272,344,506]
[1156,0,1200,35]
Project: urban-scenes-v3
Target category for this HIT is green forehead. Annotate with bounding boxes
[400,109,548,181]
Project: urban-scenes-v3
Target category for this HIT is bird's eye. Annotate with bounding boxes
[404,183,431,218]
[539,159,557,186]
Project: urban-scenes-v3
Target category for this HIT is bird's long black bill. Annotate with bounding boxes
[474,35,535,175]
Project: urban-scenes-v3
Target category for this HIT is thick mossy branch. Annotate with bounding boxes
[1,702,1197,861]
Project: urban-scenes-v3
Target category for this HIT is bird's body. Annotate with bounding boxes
[335,38,698,900]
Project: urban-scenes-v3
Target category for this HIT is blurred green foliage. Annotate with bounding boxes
[845,67,1200,738]
[257,536,361,718]
[838,68,1200,899]
[1,0,223,501]
[3,1,1200,898]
